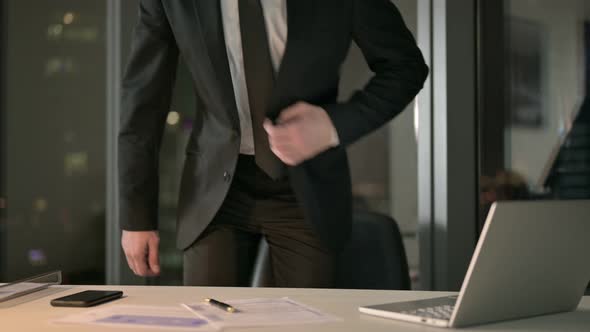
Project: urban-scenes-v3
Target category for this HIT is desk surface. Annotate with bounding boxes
[2,285,590,331]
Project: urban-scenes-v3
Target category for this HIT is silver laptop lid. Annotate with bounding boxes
[451,200,590,327]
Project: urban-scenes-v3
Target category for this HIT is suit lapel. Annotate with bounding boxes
[269,0,317,118]
[192,0,239,126]
[277,0,317,81]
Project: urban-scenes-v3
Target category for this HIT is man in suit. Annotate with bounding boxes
[119,0,428,287]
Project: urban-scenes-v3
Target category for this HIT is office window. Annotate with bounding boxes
[0,0,106,283]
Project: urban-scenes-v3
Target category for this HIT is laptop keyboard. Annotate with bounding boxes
[400,304,455,320]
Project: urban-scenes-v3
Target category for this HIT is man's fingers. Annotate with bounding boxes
[269,139,295,152]
[148,236,160,275]
[263,119,274,131]
[268,135,296,154]
[124,253,138,275]
[131,241,150,276]
[271,145,302,166]
[121,230,161,277]
[133,251,151,276]
[263,120,277,138]
[122,241,139,275]
[277,102,308,123]
[271,148,294,165]
[267,101,332,165]
[267,122,305,166]
[265,121,303,146]
[270,144,296,157]
[263,119,292,140]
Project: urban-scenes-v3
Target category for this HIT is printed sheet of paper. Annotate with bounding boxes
[53,305,218,331]
[183,297,339,328]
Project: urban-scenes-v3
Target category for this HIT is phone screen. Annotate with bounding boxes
[50,290,123,307]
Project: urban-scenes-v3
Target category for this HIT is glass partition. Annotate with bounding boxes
[480,0,590,225]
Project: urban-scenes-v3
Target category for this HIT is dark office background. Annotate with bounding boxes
[0,0,418,286]
[0,0,588,292]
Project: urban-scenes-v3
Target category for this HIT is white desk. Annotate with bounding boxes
[2,285,590,331]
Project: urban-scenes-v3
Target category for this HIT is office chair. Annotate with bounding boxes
[250,239,274,287]
[250,210,411,290]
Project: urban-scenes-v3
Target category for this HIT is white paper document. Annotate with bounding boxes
[53,305,218,331]
[183,297,339,328]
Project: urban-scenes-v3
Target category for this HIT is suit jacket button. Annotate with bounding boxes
[223,171,232,183]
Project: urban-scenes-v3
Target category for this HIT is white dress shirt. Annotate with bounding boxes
[221,0,288,155]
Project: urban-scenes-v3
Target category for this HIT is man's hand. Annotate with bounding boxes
[263,102,339,166]
[121,230,160,277]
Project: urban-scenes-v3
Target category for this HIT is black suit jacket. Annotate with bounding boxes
[119,0,428,251]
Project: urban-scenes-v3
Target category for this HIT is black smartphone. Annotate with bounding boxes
[50,290,123,307]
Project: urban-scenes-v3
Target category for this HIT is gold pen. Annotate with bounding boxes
[204,298,237,313]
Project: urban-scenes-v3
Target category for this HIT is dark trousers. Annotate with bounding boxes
[183,155,336,287]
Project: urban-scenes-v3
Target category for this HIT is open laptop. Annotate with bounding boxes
[359,200,590,328]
